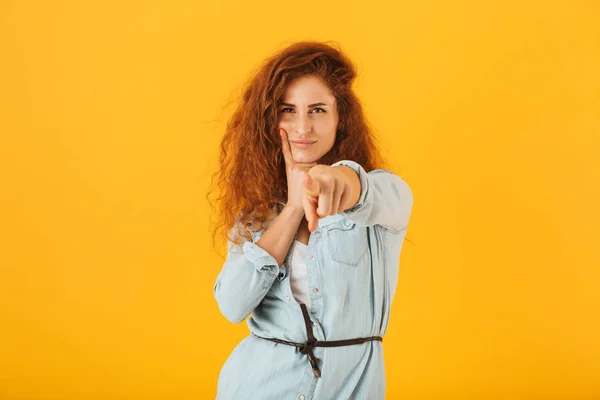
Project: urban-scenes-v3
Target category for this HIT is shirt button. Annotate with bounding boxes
[316,231,320,235]
[286,296,290,302]
[312,321,318,327]
[345,221,351,226]
[300,396,305,400]
[313,288,319,293]
[310,255,314,260]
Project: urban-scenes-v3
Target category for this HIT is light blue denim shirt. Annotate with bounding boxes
[213,160,414,400]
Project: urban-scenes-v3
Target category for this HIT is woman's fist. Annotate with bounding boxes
[301,164,354,232]
[280,128,358,232]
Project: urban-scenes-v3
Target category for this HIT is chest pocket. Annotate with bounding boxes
[325,219,369,267]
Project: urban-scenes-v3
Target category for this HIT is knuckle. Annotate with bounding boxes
[316,165,328,173]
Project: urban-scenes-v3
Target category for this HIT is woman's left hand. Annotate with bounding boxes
[302,165,354,232]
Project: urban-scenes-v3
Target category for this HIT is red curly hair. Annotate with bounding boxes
[208,40,393,256]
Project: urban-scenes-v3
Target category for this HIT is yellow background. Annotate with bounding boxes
[1,1,599,399]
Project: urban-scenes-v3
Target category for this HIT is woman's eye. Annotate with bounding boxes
[279,107,325,114]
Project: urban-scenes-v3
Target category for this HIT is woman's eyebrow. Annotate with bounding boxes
[279,102,328,108]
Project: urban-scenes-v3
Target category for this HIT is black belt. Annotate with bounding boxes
[252,303,383,378]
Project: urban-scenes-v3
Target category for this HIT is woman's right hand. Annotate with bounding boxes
[280,128,317,213]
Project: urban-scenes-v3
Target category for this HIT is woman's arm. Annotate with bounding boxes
[213,205,304,323]
[332,160,414,232]
[254,204,304,267]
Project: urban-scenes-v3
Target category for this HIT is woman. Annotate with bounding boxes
[210,41,414,400]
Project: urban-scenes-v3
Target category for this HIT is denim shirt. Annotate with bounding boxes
[213,160,414,400]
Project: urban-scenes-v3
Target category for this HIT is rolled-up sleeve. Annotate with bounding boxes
[331,159,414,232]
[213,228,283,323]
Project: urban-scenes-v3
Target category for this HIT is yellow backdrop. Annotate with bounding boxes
[1,1,599,399]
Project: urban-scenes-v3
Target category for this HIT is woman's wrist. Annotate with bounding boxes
[283,203,305,220]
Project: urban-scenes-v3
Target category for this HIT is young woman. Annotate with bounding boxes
[210,41,414,400]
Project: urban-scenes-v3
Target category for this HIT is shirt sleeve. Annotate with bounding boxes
[213,226,285,323]
[331,159,414,232]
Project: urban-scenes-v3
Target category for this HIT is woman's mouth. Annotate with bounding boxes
[291,140,316,149]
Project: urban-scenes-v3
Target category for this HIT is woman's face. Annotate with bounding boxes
[277,75,339,164]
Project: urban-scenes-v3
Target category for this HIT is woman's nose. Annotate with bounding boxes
[294,114,312,133]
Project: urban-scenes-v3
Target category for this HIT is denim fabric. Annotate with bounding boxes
[213,160,414,400]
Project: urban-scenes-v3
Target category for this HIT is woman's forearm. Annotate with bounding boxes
[256,204,304,267]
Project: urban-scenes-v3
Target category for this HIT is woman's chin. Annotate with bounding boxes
[292,152,320,164]
[294,156,319,164]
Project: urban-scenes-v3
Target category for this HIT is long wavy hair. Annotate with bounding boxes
[208,40,395,255]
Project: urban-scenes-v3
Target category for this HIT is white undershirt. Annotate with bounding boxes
[289,240,311,313]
